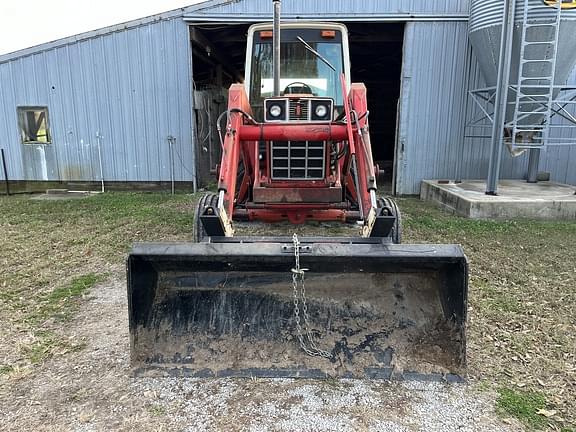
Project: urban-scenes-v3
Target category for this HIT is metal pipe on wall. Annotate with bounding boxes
[486,0,516,195]
[96,133,105,193]
[168,136,175,195]
[1,149,10,196]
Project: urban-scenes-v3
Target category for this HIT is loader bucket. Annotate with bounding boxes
[127,239,468,380]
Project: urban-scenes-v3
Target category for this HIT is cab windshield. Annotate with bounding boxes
[249,29,345,113]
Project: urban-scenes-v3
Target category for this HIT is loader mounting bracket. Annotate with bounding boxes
[281,244,312,253]
[199,206,226,237]
[369,213,395,238]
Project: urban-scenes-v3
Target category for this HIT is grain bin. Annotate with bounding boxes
[469,0,576,144]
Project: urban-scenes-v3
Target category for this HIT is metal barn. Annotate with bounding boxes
[0,0,574,195]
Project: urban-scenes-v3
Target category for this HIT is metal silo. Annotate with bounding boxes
[469,0,576,144]
[469,0,576,88]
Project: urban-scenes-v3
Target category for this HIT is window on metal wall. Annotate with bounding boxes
[17,107,51,144]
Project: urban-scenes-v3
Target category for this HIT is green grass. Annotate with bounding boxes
[21,330,86,365]
[14,274,103,366]
[0,192,197,372]
[148,404,167,416]
[27,273,105,325]
[0,365,15,375]
[497,388,548,430]
[400,198,575,430]
[0,192,195,238]
[22,330,62,364]
[398,197,576,238]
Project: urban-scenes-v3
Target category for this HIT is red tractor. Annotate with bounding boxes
[127,2,468,380]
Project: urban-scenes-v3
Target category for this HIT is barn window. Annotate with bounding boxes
[17,107,51,144]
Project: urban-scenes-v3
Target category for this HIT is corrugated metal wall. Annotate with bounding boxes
[189,0,469,18]
[396,21,576,194]
[396,22,471,194]
[0,16,195,184]
[541,66,576,186]
[456,59,576,190]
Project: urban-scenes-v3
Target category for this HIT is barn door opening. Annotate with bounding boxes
[347,23,404,194]
[189,23,250,187]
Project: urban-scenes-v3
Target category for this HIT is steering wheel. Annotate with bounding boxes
[283,82,313,95]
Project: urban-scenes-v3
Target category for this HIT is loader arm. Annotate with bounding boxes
[216,84,253,231]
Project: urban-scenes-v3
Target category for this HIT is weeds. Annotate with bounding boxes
[149,405,167,416]
[0,365,14,375]
[404,198,576,429]
[21,330,87,365]
[22,330,62,364]
[27,273,105,325]
[0,192,196,372]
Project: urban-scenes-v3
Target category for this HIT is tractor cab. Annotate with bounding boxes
[245,23,351,122]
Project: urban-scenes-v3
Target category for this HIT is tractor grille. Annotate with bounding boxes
[270,141,325,180]
[288,99,310,121]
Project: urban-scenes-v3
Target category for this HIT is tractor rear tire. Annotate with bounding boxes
[192,193,219,242]
[378,197,402,244]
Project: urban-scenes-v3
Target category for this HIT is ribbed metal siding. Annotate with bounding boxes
[397,21,576,194]
[455,58,531,184]
[456,59,576,187]
[190,0,469,17]
[396,22,472,194]
[541,64,576,185]
[0,17,194,183]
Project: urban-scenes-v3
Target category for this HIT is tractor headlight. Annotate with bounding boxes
[314,104,328,118]
[264,99,287,122]
[269,104,283,118]
[311,99,333,121]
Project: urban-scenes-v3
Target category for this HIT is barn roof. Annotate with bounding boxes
[0,0,468,64]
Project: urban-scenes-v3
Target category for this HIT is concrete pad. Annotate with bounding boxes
[46,188,69,195]
[420,179,576,220]
[30,191,96,201]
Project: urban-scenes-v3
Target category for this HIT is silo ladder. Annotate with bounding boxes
[508,0,562,149]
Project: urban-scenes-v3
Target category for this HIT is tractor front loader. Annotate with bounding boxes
[127,2,468,380]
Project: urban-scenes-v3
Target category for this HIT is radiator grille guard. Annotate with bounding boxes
[288,99,309,120]
[271,140,325,180]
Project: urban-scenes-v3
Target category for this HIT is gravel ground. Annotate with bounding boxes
[128,378,521,432]
[0,278,523,432]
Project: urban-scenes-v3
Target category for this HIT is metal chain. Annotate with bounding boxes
[291,233,333,359]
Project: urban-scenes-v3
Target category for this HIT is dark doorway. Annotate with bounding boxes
[347,23,404,191]
[190,24,251,186]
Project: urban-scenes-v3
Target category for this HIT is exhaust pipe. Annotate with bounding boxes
[273,0,281,96]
